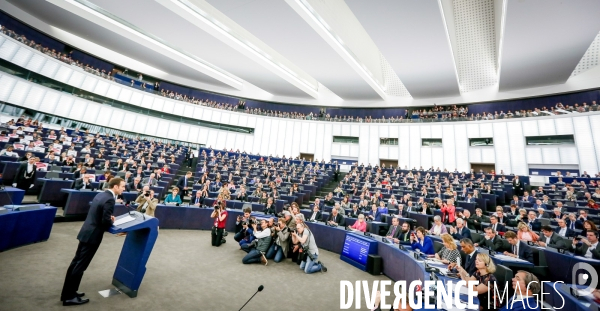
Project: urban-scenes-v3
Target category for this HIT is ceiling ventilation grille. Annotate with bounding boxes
[453,0,497,93]
[379,52,411,97]
[571,31,600,77]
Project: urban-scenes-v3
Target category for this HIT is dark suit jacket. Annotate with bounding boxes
[13,162,36,185]
[397,230,412,244]
[396,210,409,218]
[77,191,115,244]
[327,213,345,226]
[570,242,600,259]
[554,226,576,238]
[347,210,361,218]
[483,235,505,252]
[177,176,191,191]
[461,250,479,276]
[526,219,541,232]
[263,203,276,215]
[386,225,401,239]
[128,181,142,192]
[74,178,95,191]
[542,233,569,249]
[490,223,506,233]
[308,211,322,221]
[451,226,472,240]
[513,241,534,263]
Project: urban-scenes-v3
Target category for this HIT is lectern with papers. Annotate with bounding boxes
[108,211,159,298]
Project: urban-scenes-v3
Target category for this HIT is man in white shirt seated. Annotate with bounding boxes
[570,230,600,259]
[0,145,19,157]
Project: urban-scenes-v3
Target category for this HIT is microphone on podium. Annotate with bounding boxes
[238,285,264,311]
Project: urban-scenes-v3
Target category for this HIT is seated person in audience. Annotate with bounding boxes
[347,204,361,218]
[503,231,534,263]
[62,155,76,167]
[489,215,506,233]
[418,202,433,215]
[517,221,539,242]
[554,218,575,238]
[410,226,435,255]
[160,164,170,174]
[349,214,367,233]
[507,204,519,216]
[377,201,388,214]
[570,230,600,259]
[449,218,471,240]
[164,188,183,205]
[366,204,381,222]
[251,187,263,198]
[134,167,146,180]
[331,202,345,215]
[135,189,157,217]
[525,211,541,232]
[476,227,504,252]
[580,219,598,237]
[587,199,599,209]
[98,171,111,181]
[44,153,59,165]
[265,217,290,263]
[258,192,268,204]
[142,173,158,187]
[291,204,305,222]
[263,197,276,215]
[124,171,133,184]
[74,175,94,191]
[522,191,535,203]
[429,215,447,236]
[467,208,486,230]
[494,207,507,225]
[535,207,549,219]
[499,270,541,311]
[441,199,456,224]
[550,207,563,221]
[456,253,500,311]
[234,185,248,202]
[128,177,143,192]
[448,238,478,276]
[83,157,95,168]
[536,225,568,249]
[308,204,322,221]
[323,192,335,206]
[80,145,91,153]
[386,217,402,239]
[393,222,412,245]
[97,159,112,171]
[541,195,552,206]
[395,204,408,218]
[511,195,522,207]
[434,233,461,265]
[575,210,589,229]
[326,207,345,226]
[532,199,547,210]
[190,190,204,207]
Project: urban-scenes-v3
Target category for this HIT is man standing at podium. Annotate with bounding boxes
[60,177,126,306]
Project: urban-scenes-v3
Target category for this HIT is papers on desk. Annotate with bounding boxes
[113,215,136,226]
[493,254,529,263]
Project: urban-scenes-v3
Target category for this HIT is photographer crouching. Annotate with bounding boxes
[211,201,228,247]
[242,218,271,266]
[292,222,327,274]
[266,217,290,263]
[135,188,157,217]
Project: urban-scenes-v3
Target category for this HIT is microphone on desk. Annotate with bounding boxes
[239,285,264,311]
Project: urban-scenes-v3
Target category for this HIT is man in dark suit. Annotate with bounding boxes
[396,204,408,218]
[489,216,506,233]
[177,171,193,197]
[366,204,382,222]
[504,231,534,263]
[554,219,576,238]
[326,208,345,226]
[537,226,568,249]
[526,211,541,232]
[569,231,600,259]
[74,176,95,191]
[128,177,142,192]
[512,176,523,196]
[479,227,504,252]
[60,178,125,305]
[12,156,37,191]
[450,218,472,240]
[394,222,412,245]
[308,205,322,221]
[575,210,589,230]
[449,238,478,276]
[522,191,535,204]
[386,217,402,239]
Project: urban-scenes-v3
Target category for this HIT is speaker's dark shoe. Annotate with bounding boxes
[76,292,85,298]
[63,297,90,306]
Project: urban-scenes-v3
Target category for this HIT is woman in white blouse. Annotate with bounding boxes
[429,215,448,236]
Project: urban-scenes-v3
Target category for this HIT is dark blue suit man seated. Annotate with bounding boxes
[450,218,472,240]
[503,231,534,263]
[448,238,478,276]
[525,211,541,232]
[366,204,381,222]
[554,219,576,238]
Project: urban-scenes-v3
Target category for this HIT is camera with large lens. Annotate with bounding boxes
[144,191,150,197]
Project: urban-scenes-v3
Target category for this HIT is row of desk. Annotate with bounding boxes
[0,204,57,251]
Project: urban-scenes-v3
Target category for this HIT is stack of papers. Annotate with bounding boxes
[113,215,136,226]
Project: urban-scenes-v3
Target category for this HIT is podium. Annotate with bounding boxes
[108,211,159,298]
